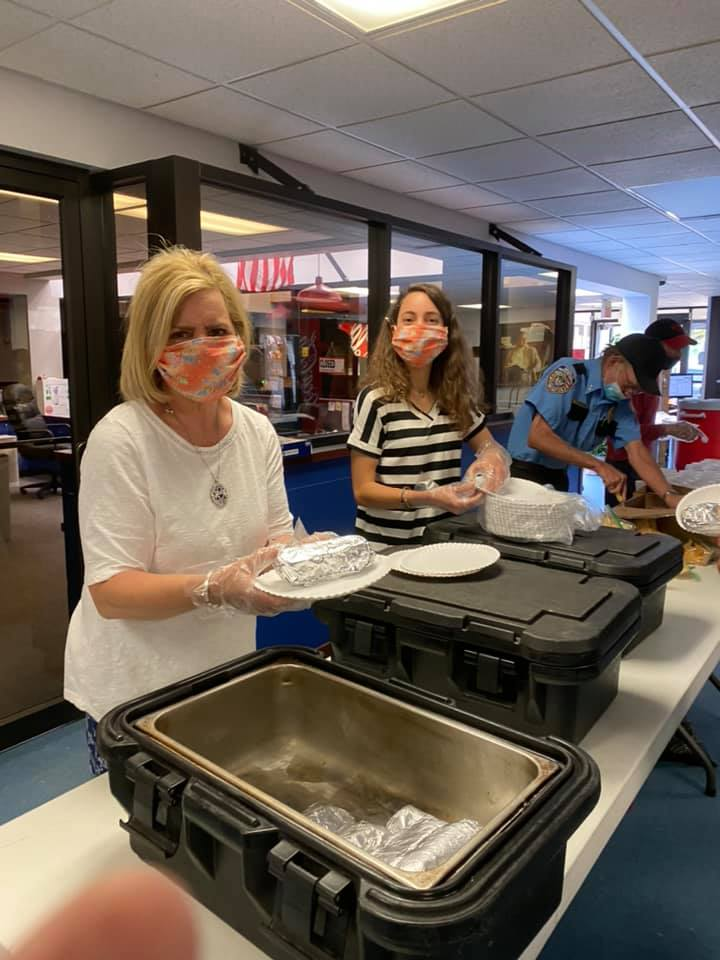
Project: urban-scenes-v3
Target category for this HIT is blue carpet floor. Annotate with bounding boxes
[0,682,718,958]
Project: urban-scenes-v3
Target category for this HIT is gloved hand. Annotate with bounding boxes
[666,422,705,443]
[464,440,511,493]
[416,481,484,515]
[188,545,306,617]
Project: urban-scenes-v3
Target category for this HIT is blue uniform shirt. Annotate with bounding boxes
[508,357,641,469]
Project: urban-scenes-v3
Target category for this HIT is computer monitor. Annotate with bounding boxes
[668,373,693,398]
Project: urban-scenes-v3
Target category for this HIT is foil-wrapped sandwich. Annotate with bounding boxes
[680,501,720,534]
[276,535,373,586]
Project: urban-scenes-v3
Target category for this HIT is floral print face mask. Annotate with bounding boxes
[391,323,448,368]
[157,335,246,402]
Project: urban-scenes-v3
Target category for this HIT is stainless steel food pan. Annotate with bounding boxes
[136,661,558,890]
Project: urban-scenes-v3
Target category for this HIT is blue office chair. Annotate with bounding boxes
[3,383,69,498]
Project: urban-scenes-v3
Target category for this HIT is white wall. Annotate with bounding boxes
[0,273,64,381]
[1,67,662,302]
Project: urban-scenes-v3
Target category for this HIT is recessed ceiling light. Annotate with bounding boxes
[0,189,58,204]
[0,251,59,263]
[113,193,287,238]
[310,0,506,32]
[458,302,483,309]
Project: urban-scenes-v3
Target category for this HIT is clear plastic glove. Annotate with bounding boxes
[188,545,306,617]
[464,440,511,493]
[419,481,484,515]
[666,422,707,443]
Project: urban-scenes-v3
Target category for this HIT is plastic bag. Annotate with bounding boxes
[477,478,603,545]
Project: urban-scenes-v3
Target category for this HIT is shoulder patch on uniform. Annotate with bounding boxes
[545,365,576,395]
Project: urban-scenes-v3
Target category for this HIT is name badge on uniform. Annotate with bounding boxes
[545,365,576,394]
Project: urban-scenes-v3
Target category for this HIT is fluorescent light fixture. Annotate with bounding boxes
[310,0,506,32]
[575,288,604,297]
[458,303,483,309]
[334,286,369,296]
[0,251,59,263]
[113,193,287,237]
[0,189,57,204]
[200,210,286,237]
[665,210,680,221]
[538,270,558,278]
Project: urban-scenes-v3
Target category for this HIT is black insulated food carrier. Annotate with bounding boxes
[423,517,682,651]
[100,647,600,960]
[315,559,641,742]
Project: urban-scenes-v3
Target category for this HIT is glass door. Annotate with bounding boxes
[0,167,86,744]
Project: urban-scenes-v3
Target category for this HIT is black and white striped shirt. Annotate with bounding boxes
[348,386,486,545]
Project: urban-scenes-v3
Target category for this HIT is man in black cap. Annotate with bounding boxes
[508,333,682,505]
[605,319,702,503]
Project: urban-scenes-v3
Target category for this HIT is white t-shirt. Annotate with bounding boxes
[64,400,293,720]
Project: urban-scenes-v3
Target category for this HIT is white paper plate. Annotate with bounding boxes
[256,553,392,601]
[395,543,500,579]
[675,483,720,536]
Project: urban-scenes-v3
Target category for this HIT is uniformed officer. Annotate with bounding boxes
[508,333,682,506]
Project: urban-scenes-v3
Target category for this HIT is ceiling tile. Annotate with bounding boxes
[533,191,642,216]
[423,140,567,181]
[650,43,720,108]
[646,243,720,258]
[482,168,608,200]
[596,221,691,240]
[633,176,720,219]
[74,0,353,83]
[148,87,321,141]
[474,62,674,136]
[683,215,720,231]
[567,238,634,251]
[266,131,401,172]
[377,0,625,96]
[462,202,542,222]
[594,0,720,55]
[10,0,107,15]
[341,101,518,158]
[519,228,603,244]
[0,0,50,53]
[0,196,59,221]
[592,149,720,187]
[0,214,50,233]
[345,161,462,193]
[0,23,208,107]
[0,232,58,253]
[694,103,720,141]
[505,218,580,235]
[235,46,448,126]
[640,233,715,249]
[405,184,508,209]
[540,112,709,165]
[568,209,668,228]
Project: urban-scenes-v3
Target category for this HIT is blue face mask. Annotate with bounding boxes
[603,382,626,403]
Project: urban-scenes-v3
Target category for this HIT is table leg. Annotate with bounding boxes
[678,720,717,798]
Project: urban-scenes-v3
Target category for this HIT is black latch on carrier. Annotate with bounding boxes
[269,840,353,952]
[121,752,187,855]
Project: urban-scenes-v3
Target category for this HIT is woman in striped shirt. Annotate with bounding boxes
[348,283,509,545]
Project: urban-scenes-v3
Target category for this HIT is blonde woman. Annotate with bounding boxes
[349,283,509,545]
[64,247,298,773]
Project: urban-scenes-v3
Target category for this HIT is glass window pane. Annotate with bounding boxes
[389,232,483,390]
[497,260,557,414]
[201,184,368,439]
[0,188,70,726]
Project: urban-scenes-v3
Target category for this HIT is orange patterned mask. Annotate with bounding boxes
[391,324,448,368]
[157,336,246,401]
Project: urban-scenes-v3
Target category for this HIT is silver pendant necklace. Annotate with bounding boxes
[164,403,229,508]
